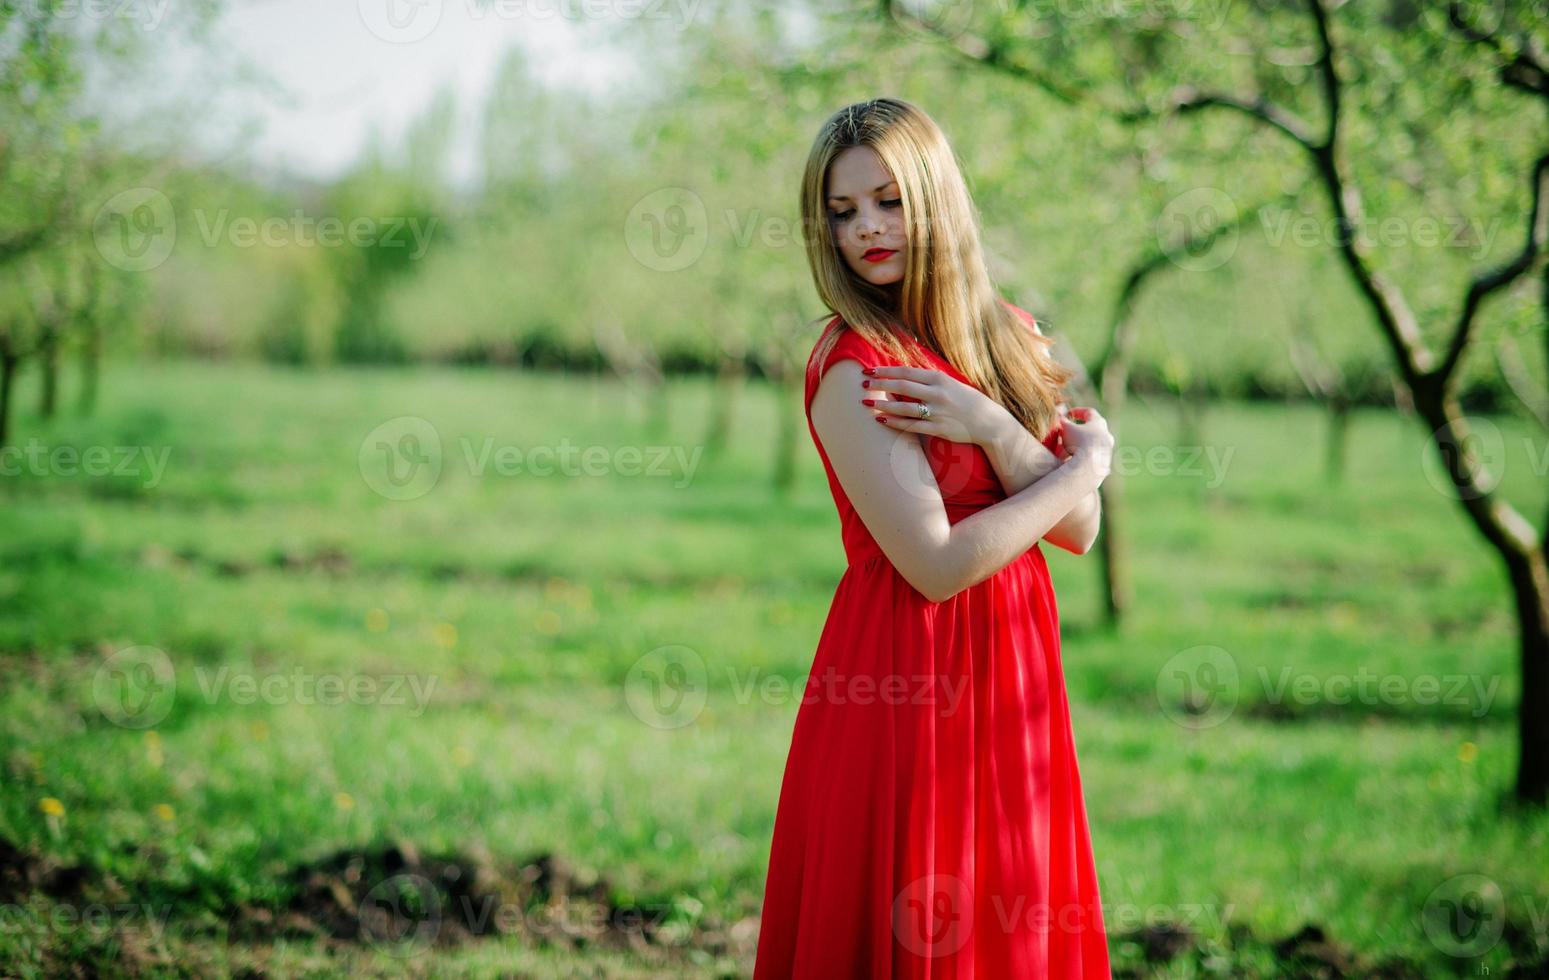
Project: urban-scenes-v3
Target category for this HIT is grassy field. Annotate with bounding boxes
[1,359,1547,978]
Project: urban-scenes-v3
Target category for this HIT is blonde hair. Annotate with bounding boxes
[799,97,1072,440]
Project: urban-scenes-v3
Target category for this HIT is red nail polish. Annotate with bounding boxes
[875,416,888,423]
[861,398,875,406]
[862,367,875,375]
[862,379,870,388]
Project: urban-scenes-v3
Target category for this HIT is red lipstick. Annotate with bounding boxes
[862,248,897,263]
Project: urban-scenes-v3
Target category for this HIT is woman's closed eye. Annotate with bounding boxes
[830,199,902,222]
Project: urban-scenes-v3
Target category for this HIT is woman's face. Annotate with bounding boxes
[825,145,906,288]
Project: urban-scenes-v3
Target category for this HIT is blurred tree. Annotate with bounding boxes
[881,0,1549,805]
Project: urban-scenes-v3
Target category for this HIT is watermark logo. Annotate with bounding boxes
[359,872,443,956]
[1158,188,1239,272]
[359,416,444,501]
[1421,874,1505,958]
[1422,416,1506,501]
[359,0,444,43]
[893,873,973,957]
[1156,645,1239,729]
[93,188,176,272]
[92,645,177,729]
[892,0,979,40]
[624,187,708,272]
[624,645,708,729]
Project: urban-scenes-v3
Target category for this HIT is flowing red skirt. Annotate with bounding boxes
[750,549,1112,978]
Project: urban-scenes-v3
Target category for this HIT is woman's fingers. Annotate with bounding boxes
[862,376,934,399]
[863,365,939,383]
[874,414,943,436]
[861,396,932,418]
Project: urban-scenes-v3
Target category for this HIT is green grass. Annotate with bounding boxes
[2,359,1547,977]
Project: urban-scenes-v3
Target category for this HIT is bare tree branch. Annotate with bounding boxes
[1439,153,1549,384]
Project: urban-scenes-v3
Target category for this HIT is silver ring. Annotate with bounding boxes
[919,403,931,420]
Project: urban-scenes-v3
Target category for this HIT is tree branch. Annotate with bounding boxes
[1438,153,1549,384]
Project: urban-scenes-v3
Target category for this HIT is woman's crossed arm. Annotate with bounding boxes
[812,358,1111,603]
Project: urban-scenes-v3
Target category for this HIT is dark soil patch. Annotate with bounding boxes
[1112,917,1549,978]
[1238,697,1510,726]
[226,839,757,970]
[0,837,98,906]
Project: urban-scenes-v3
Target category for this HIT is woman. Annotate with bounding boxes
[751,97,1116,977]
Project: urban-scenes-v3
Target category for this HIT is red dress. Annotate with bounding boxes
[751,307,1112,978]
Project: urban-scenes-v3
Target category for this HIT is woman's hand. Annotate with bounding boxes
[859,365,1016,448]
[1059,406,1115,481]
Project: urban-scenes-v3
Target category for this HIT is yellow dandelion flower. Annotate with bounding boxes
[334,792,355,811]
[366,608,390,633]
[153,804,175,822]
[250,721,270,741]
[1458,741,1478,763]
[433,622,458,648]
[39,797,64,817]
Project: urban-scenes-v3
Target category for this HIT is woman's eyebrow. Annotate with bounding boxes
[826,182,898,204]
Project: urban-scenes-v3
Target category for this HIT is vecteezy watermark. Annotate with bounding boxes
[1421,873,1549,959]
[1158,190,1510,272]
[0,438,171,489]
[357,416,705,501]
[354,871,682,958]
[19,0,173,32]
[891,873,1233,959]
[192,665,438,718]
[621,647,975,730]
[357,0,708,44]
[91,645,440,727]
[0,896,174,942]
[1259,205,1503,261]
[190,209,437,260]
[1156,646,1501,728]
[1111,444,1235,488]
[91,189,440,273]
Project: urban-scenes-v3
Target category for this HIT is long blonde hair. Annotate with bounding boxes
[799,97,1072,440]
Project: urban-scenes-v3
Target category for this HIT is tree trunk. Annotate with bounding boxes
[77,324,99,417]
[0,346,19,448]
[1324,396,1349,485]
[39,333,58,420]
[1096,475,1129,625]
[705,354,744,457]
[773,374,799,495]
[1506,547,1549,806]
[1175,388,1202,448]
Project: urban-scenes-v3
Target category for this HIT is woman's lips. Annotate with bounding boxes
[862,249,897,263]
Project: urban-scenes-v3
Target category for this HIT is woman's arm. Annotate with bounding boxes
[981,416,1102,556]
[811,359,1109,603]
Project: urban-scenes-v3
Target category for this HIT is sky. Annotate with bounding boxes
[96,0,649,189]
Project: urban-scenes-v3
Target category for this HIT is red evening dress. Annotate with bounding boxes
[751,304,1112,978]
